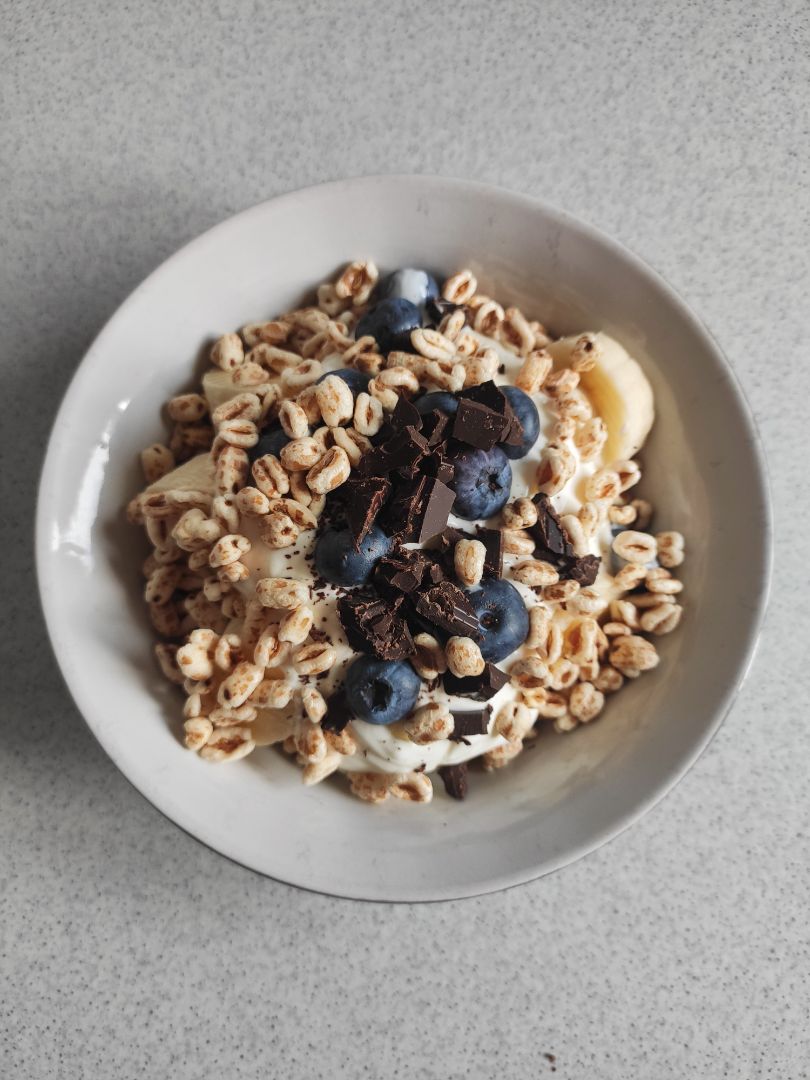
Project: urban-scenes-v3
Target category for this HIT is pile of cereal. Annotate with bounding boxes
[128,262,685,803]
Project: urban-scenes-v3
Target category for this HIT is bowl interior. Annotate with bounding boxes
[37,176,770,900]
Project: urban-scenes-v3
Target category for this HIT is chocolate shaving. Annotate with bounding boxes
[415,581,482,640]
[438,762,468,800]
[449,705,492,742]
[321,689,351,733]
[443,663,509,701]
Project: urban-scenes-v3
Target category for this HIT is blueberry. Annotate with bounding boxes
[450,446,512,520]
[249,423,289,464]
[501,385,540,460]
[468,578,529,662]
[314,525,392,586]
[316,368,371,396]
[415,391,458,417]
[376,268,439,310]
[355,297,422,355]
[344,656,422,726]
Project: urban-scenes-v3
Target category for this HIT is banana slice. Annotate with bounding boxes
[145,452,215,494]
[548,332,654,461]
[251,705,299,747]
[202,369,241,412]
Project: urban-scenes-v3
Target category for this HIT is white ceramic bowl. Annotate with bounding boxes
[37,176,771,901]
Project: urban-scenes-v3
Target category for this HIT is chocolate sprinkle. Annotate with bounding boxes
[438,762,469,800]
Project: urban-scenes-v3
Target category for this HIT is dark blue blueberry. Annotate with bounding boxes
[249,423,289,464]
[355,297,422,355]
[415,391,459,417]
[467,578,530,662]
[314,525,392,587]
[450,446,512,520]
[316,368,372,396]
[501,385,540,460]
[376,268,439,310]
[344,656,422,726]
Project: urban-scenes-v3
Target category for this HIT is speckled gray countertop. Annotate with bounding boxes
[2,2,807,1077]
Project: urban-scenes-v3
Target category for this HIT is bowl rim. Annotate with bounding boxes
[35,174,773,900]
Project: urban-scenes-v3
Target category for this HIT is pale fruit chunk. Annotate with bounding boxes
[251,706,298,747]
[146,452,215,494]
[548,332,654,462]
[202,369,241,412]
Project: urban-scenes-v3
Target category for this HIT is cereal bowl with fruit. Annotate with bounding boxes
[37,176,770,900]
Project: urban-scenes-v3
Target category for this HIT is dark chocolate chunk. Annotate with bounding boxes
[415,581,482,639]
[375,546,436,595]
[436,525,466,553]
[452,398,509,450]
[435,458,455,485]
[449,705,492,741]
[357,425,428,479]
[459,380,509,413]
[382,475,427,539]
[457,381,524,449]
[476,528,504,578]
[392,426,430,479]
[434,525,468,575]
[530,493,575,561]
[337,594,415,660]
[443,662,509,700]
[389,394,423,432]
[321,689,351,733]
[416,477,455,544]
[565,553,601,586]
[423,410,451,447]
[438,762,469,800]
[426,560,445,584]
[344,476,391,548]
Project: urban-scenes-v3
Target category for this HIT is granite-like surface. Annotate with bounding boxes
[2,2,807,1076]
